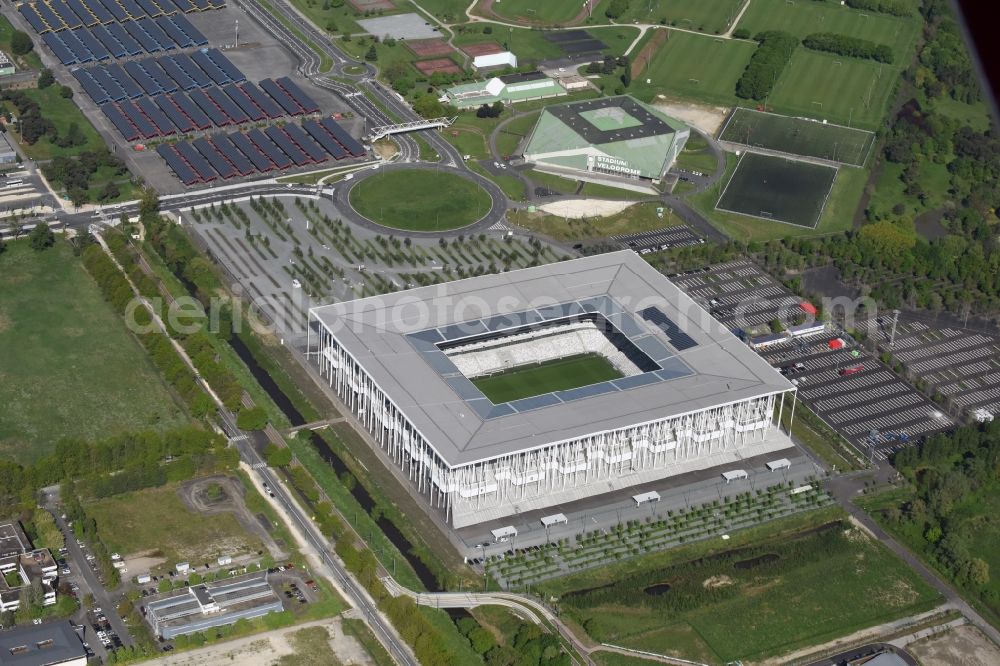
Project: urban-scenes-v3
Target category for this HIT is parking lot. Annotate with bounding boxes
[863,317,1000,422]
[612,225,704,253]
[669,260,956,462]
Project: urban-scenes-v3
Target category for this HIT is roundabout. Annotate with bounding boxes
[338,164,508,235]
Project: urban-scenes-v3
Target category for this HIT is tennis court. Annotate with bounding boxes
[716,152,837,228]
[719,108,875,166]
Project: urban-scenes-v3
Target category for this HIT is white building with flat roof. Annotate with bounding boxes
[473,51,517,70]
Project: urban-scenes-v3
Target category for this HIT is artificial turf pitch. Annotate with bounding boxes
[472,353,623,403]
[716,152,837,228]
[719,108,874,166]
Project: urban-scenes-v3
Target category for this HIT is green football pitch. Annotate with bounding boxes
[716,152,837,228]
[472,354,623,403]
[719,108,875,166]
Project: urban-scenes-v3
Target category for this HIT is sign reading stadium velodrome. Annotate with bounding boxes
[307,252,797,528]
[591,155,641,176]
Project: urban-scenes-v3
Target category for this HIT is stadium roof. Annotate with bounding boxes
[310,252,793,467]
[547,96,676,144]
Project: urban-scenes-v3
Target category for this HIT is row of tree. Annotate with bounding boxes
[802,32,894,63]
[735,31,798,101]
[842,0,911,17]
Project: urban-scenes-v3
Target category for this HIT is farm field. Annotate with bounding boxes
[719,108,875,166]
[0,241,188,464]
[629,31,755,106]
[472,353,622,403]
[349,169,492,231]
[767,50,896,129]
[546,517,940,664]
[735,0,920,63]
[716,152,838,228]
[84,480,265,565]
[620,0,744,35]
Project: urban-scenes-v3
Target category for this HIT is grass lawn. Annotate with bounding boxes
[452,25,639,64]
[621,0,744,34]
[592,652,665,666]
[466,160,527,201]
[674,132,719,174]
[736,0,920,64]
[0,241,188,463]
[84,480,264,564]
[342,618,395,666]
[767,50,897,129]
[2,85,106,159]
[275,626,340,666]
[0,15,42,70]
[349,169,491,231]
[495,111,540,158]
[413,0,471,22]
[509,201,679,241]
[548,515,940,663]
[487,0,597,25]
[629,31,755,106]
[472,353,622,403]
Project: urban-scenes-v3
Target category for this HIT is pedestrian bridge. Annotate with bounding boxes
[366,117,456,142]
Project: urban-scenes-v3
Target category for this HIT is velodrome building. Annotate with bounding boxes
[522,95,689,188]
[308,252,796,529]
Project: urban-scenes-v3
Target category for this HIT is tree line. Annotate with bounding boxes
[736,31,798,101]
[802,33,894,63]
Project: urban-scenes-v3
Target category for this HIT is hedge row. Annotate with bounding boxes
[736,31,799,101]
[803,32,894,63]
[844,0,911,17]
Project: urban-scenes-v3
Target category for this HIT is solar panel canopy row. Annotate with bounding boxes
[19,0,225,35]
[36,17,207,64]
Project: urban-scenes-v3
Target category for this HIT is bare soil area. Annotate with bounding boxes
[908,625,1000,666]
[538,200,635,218]
[652,97,731,136]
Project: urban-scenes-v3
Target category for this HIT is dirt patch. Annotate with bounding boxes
[909,625,1000,666]
[538,199,636,218]
[652,97,730,136]
[632,29,667,78]
[374,139,399,160]
[703,574,734,589]
[123,552,167,576]
[873,578,920,609]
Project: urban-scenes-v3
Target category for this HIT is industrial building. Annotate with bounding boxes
[0,622,86,666]
[522,95,689,188]
[0,132,17,169]
[443,71,566,109]
[143,572,283,639]
[472,51,517,70]
[309,251,798,529]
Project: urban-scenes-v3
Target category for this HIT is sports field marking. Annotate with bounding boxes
[471,353,623,404]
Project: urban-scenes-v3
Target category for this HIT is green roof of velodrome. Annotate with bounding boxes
[524,96,687,178]
[310,251,793,468]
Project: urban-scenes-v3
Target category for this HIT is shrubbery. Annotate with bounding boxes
[735,31,798,100]
[802,33,893,63]
[844,0,910,17]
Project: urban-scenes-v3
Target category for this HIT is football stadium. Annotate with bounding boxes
[308,252,797,529]
[522,96,689,188]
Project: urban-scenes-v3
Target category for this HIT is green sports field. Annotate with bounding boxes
[735,0,920,63]
[630,31,756,105]
[349,169,492,232]
[488,0,595,24]
[472,354,623,403]
[766,50,896,129]
[621,0,745,35]
[716,152,837,228]
[719,108,875,166]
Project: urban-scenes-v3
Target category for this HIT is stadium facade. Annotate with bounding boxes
[522,96,689,187]
[308,252,796,528]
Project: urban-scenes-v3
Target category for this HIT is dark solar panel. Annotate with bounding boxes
[154,94,194,131]
[119,100,159,137]
[191,49,230,85]
[265,126,308,165]
[36,3,69,32]
[175,140,218,181]
[169,14,206,45]
[188,87,228,125]
[50,0,84,29]
[42,33,77,65]
[639,307,699,351]
[123,20,156,51]
[169,0,196,11]
[59,29,95,62]
[20,4,50,34]
[543,29,591,43]
[107,63,143,97]
[66,0,98,25]
[157,56,197,90]
[80,0,115,23]
[259,78,300,115]
[156,15,191,46]
[157,144,199,184]
[205,86,247,124]
[206,0,225,7]
[102,103,140,141]
[106,22,142,55]
[118,0,146,17]
[275,76,318,113]
[189,0,210,9]
[222,84,264,121]
[239,82,282,118]
[303,120,346,159]
[139,60,177,93]
[319,117,365,156]
[170,92,212,128]
[192,138,236,178]
[229,132,273,171]
[91,24,127,57]
[90,66,129,101]
[211,135,254,175]
[135,0,164,16]
[206,48,244,82]
[173,53,210,87]
[73,68,110,104]
[123,60,162,94]
[74,28,110,60]
[137,16,173,50]
[136,96,175,134]
[247,128,290,169]
[282,123,326,162]
[97,0,130,21]
[561,39,607,54]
